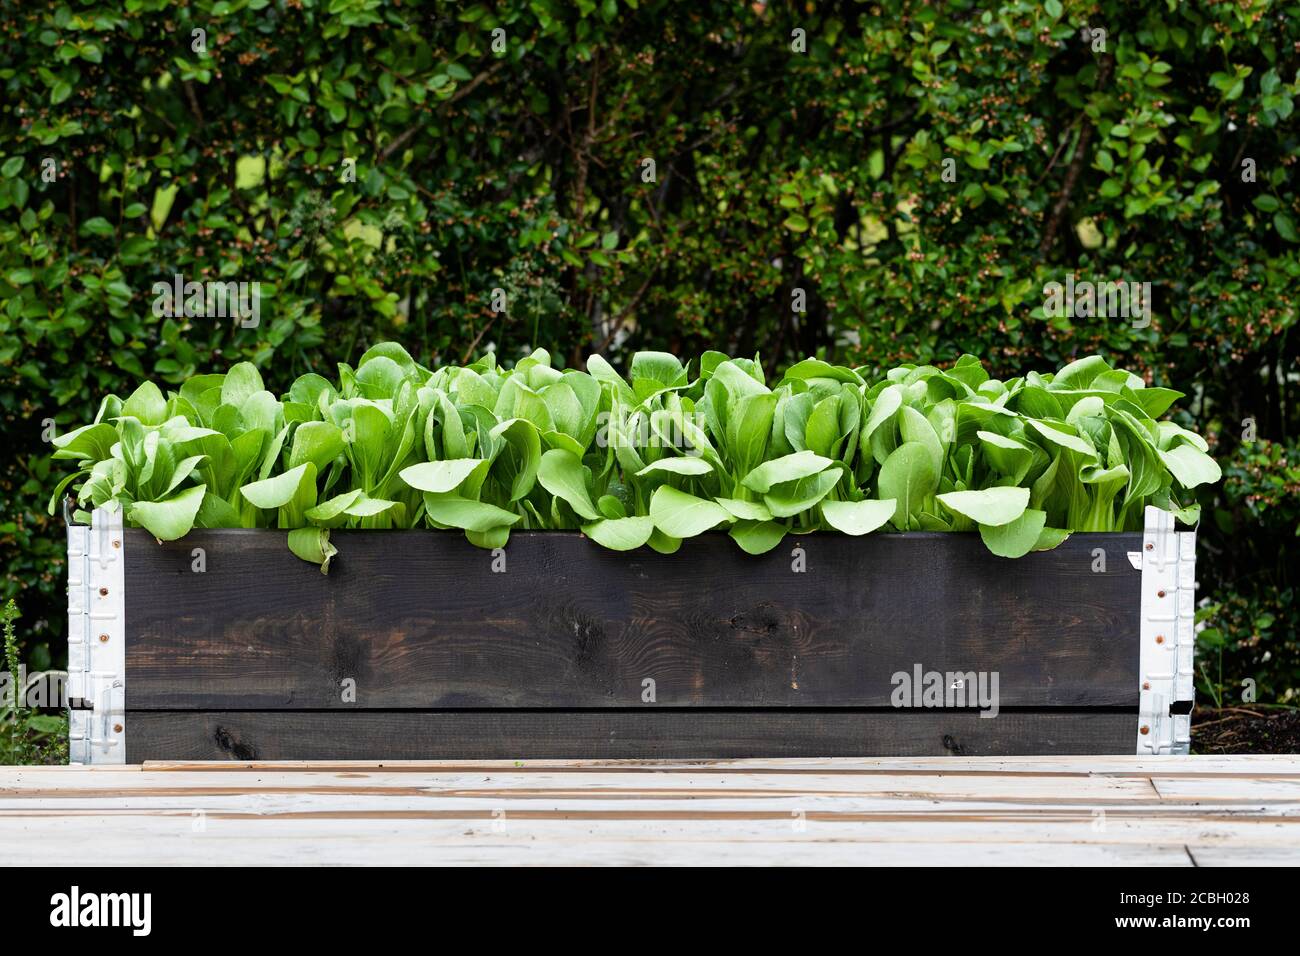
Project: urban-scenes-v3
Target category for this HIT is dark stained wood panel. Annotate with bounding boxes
[126,710,1136,761]
[123,529,1141,710]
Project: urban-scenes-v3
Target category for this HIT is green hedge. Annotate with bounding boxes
[1,1,1297,701]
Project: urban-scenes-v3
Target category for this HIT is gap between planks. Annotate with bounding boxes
[126,756,1300,780]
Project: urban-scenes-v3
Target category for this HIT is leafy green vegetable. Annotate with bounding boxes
[52,346,1219,565]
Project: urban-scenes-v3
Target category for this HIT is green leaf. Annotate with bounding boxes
[1158,444,1222,488]
[399,458,484,493]
[937,487,1031,527]
[763,468,842,518]
[289,421,345,473]
[79,216,114,237]
[1026,418,1096,456]
[423,493,521,532]
[646,528,683,554]
[977,431,1033,479]
[26,714,65,734]
[899,404,944,474]
[714,497,773,521]
[804,396,843,457]
[630,351,686,389]
[597,494,627,519]
[490,417,542,502]
[1129,387,1183,419]
[729,520,787,554]
[877,442,940,528]
[288,526,337,573]
[980,508,1048,558]
[51,422,118,461]
[1274,212,1299,243]
[1032,526,1071,552]
[241,463,314,510]
[221,362,265,408]
[304,489,364,524]
[649,486,731,538]
[741,450,833,493]
[862,385,902,439]
[128,484,206,541]
[537,448,600,520]
[581,516,655,550]
[820,498,896,535]
[121,381,167,426]
[636,456,714,478]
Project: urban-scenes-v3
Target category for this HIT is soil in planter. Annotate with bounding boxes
[1192,707,1300,754]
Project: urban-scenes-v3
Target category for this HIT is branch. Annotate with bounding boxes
[570,50,602,226]
[461,313,496,365]
[1038,54,1113,259]
[379,61,505,163]
[863,103,919,137]
[593,265,659,354]
[1031,116,1082,189]
[183,80,206,129]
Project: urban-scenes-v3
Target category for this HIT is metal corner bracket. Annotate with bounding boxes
[1129,506,1196,755]
[67,507,126,765]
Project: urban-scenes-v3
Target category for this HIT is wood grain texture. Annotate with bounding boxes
[124,710,1136,761]
[131,754,1300,775]
[123,529,1141,710]
[3,756,1297,866]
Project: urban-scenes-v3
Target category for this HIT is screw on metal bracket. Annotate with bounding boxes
[67,508,126,765]
[1136,506,1197,755]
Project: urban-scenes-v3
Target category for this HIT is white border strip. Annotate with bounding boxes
[1134,506,1196,755]
[67,508,126,765]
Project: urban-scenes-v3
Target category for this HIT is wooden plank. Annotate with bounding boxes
[125,710,1136,761]
[1150,776,1300,801]
[1188,846,1300,866]
[128,754,1300,776]
[113,755,1300,780]
[0,768,1160,801]
[0,826,1197,866]
[124,529,1141,710]
[3,757,1295,866]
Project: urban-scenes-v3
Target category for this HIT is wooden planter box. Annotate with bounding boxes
[66,506,1197,763]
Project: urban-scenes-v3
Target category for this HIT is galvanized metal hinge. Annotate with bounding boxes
[1129,506,1196,755]
[67,507,126,765]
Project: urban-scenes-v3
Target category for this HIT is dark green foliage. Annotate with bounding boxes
[1,600,69,765]
[1,2,1296,702]
[1199,439,1300,706]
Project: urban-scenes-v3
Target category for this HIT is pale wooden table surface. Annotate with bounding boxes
[2,756,1297,865]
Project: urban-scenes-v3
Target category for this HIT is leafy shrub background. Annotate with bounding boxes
[1,1,1297,702]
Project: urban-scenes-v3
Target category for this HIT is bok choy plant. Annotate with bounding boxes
[50,344,1220,569]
